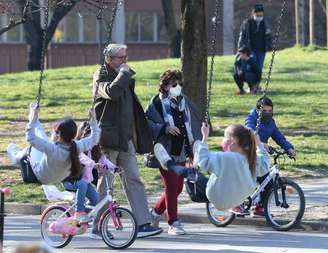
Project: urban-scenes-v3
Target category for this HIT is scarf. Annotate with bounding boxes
[159,93,194,144]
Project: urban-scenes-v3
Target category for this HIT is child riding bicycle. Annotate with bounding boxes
[245,96,296,216]
[62,122,117,232]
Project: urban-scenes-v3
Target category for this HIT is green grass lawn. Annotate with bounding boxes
[0,45,327,204]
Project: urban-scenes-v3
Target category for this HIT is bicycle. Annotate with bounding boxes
[40,168,138,249]
[206,146,305,231]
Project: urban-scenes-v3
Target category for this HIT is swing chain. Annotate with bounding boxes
[263,0,287,96]
[105,0,120,46]
[256,0,287,133]
[91,0,120,111]
[36,0,51,107]
[205,0,220,124]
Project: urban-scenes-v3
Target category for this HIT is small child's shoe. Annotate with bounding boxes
[74,211,91,223]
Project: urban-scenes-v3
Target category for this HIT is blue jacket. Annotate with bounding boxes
[245,108,293,152]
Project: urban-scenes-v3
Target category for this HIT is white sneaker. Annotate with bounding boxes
[168,221,186,235]
[153,143,171,170]
[89,230,103,240]
[7,143,21,165]
[150,208,161,228]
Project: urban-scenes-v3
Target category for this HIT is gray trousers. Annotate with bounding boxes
[93,141,151,229]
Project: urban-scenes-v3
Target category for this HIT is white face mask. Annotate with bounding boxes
[254,16,263,22]
[169,84,182,97]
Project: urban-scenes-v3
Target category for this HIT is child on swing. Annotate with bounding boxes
[154,122,270,211]
[7,102,101,185]
[62,121,118,223]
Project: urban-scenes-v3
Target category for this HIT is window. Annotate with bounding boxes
[54,20,65,43]
[99,12,113,42]
[140,12,153,41]
[126,12,168,43]
[83,15,97,42]
[65,12,79,42]
[0,14,24,43]
[157,14,168,42]
[126,12,138,41]
[7,26,21,42]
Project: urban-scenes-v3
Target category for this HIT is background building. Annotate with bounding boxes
[0,0,326,74]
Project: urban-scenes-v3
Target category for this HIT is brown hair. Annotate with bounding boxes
[54,118,81,178]
[227,124,257,176]
[158,69,183,94]
[76,121,102,162]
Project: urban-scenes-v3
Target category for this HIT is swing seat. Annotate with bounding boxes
[184,172,209,203]
[19,155,40,184]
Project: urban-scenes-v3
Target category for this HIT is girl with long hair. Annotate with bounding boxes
[7,102,101,185]
[62,121,117,224]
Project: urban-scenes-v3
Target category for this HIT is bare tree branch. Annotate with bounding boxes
[0,0,30,36]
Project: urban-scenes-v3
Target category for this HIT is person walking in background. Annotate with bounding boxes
[238,4,272,92]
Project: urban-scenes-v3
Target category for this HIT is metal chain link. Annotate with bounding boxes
[255,0,287,133]
[91,0,120,112]
[205,0,220,124]
[105,0,120,46]
[36,0,50,107]
[262,0,287,96]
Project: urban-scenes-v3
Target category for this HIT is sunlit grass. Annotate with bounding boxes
[0,45,327,203]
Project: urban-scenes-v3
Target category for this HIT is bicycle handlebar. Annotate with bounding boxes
[268,145,296,163]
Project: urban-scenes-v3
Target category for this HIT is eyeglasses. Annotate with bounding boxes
[170,81,182,87]
[113,55,128,60]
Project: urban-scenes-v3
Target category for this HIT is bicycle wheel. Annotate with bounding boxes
[206,202,235,227]
[99,207,137,249]
[264,178,305,231]
[40,206,73,248]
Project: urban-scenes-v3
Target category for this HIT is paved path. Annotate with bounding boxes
[176,178,328,224]
[3,215,328,253]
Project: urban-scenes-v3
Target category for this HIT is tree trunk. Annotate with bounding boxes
[181,0,207,118]
[295,0,301,45]
[161,0,181,58]
[309,0,315,45]
[26,35,43,70]
[326,0,328,47]
[23,0,43,70]
[18,0,78,70]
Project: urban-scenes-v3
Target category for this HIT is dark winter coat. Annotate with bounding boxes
[93,64,153,154]
[145,94,202,161]
[238,18,272,52]
[234,55,261,81]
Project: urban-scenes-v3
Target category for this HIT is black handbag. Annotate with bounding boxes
[184,172,209,203]
[143,152,161,168]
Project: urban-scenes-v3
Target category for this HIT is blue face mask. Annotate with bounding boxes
[254,16,263,22]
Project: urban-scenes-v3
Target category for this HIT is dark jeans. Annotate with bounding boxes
[165,160,190,177]
[257,172,273,207]
[234,72,259,91]
[63,180,99,212]
[251,49,266,77]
